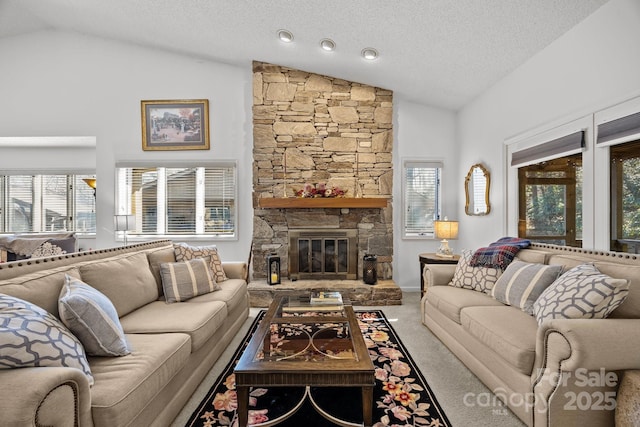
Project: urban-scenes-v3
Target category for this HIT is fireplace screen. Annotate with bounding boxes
[289,229,357,280]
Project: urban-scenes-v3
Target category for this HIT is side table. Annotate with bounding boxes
[419,253,460,297]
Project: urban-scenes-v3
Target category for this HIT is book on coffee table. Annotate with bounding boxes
[282,295,343,313]
[310,291,343,305]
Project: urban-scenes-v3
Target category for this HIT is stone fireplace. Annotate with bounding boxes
[251,61,395,298]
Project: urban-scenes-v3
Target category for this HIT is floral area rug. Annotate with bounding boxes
[186,310,451,427]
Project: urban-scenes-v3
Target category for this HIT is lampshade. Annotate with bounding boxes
[83,178,97,189]
[434,220,459,240]
[114,214,136,232]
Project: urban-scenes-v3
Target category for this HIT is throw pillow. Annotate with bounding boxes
[58,275,131,357]
[449,249,502,294]
[0,294,93,385]
[174,243,227,282]
[533,263,630,325]
[491,260,563,315]
[160,257,220,303]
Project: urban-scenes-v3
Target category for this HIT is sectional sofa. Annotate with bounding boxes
[421,242,640,427]
[0,239,250,426]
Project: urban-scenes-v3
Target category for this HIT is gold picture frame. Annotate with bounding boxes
[141,99,210,151]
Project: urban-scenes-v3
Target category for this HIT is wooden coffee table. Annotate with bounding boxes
[234,293,375,427]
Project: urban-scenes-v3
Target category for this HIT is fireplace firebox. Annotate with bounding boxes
[288,229,358,280]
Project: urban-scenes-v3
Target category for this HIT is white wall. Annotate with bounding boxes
[394,99,457,291]
[0,30,254,262]
[0,30,457,291]
[457,0,640,251]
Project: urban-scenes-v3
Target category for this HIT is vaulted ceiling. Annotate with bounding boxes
[0,0,609,110]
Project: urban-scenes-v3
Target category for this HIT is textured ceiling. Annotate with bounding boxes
[0,0,609,110]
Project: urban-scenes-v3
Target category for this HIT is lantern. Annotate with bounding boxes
[363,254,377,285]
[267,253,281,285]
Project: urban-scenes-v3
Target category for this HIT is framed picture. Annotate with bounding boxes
[141,99,210,151]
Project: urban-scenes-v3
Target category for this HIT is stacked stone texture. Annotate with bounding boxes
[252,61,393,281]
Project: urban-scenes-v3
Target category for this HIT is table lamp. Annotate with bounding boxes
[114,214,135,246]
[434,218,458,258]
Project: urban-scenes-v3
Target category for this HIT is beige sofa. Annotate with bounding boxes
[0,239,250,426]
[421,243,640,427]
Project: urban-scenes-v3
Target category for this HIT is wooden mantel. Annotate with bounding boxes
[258,197,388,209]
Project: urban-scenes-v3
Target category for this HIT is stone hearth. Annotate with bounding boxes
[248,279,402,307]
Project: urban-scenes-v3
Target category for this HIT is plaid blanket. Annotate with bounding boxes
[470,237,531,270]
[489,237,531,249]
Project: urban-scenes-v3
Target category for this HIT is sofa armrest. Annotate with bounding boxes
[422,264,456,287]
[536,318,640,372]
[532,319,640,427]
[222,261,248,281]
[0,367,92,426]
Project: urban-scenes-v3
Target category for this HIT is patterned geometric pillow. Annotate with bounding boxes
[533,263,630,325]
[491,260,563,315]
[0,294,93,385]
[449,249,502,294]
[58,275,131,357]
[174,243,227,282]
[160,257,220,303]
[31,242,67,258]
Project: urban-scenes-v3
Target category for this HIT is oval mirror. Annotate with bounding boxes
[465,163,490,216]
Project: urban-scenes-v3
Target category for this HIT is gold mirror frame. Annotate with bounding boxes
[465,163,491,216]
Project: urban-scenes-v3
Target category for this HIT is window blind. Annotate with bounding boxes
[597,111,640,146]
[116,164,236,237]
[403,161,442,236]
[511,131,585,167]
[0,173,95,233]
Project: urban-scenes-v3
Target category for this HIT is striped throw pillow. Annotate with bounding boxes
[59,275,131,356]
[491,260,563,315]
[160,257,219,303]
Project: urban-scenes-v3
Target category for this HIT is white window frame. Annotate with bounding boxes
[401,159,442,239]
[115,161,238,241]
[0,171,96,235]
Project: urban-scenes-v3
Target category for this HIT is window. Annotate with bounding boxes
[116,163,237,239]
[517,154,582,247]
[610,139,640,253]
[402,160,442,238]
[0,174,96,234]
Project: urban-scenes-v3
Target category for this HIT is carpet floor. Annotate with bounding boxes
[172,292,525,427]
[185,309,451,427]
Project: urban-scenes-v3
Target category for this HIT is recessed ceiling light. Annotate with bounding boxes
[320,38,336,51]
[361,48,378,60]
[277,29,294,43]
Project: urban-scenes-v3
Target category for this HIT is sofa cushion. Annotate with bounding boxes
[515,248,549,264]
[0,294,93,385]
[58,275,130,357]
[449,249,502,294]
[593,261,640,319]
[160,257,219,303]
[147,246,177,298]
[79,251,159,318]
[0,266,81,319]
[174,243,227,282]
[119,300,227,352]
[187,278,247,313]
[533,263,630,325]
[426,286,503,324]
[89,332,190,426]
[461,305,538,375]
[491,260,563,315]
